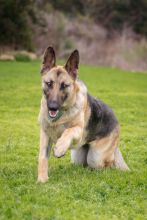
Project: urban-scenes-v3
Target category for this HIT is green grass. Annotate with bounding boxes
[0,61,147,220]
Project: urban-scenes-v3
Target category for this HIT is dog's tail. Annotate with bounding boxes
[114,147,130,171]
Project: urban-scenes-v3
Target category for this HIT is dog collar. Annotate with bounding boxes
[48,110,64,122]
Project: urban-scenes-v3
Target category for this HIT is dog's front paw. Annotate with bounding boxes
[53,146,66,158]
[37,175,49,183]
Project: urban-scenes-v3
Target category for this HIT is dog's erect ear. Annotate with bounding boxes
[41,46,56,75]
[65,50,79,79]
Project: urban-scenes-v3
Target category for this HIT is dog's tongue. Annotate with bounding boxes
[49,110,59,118]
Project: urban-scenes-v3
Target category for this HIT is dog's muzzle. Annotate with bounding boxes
[47,100,60,119]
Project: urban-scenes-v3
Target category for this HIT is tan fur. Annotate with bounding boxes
[38,66,89,182]
[38,128,50,182]
[37,48,129,183]
[87,127,119,169]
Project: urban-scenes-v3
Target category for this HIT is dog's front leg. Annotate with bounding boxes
[37,128,51,183]
[54,126,83,158]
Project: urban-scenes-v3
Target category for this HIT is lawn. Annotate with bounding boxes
[0,61,147,220]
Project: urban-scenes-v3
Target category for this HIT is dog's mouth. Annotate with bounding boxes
[48,110,59,118]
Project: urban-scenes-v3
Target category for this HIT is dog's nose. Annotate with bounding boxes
[48,100,59,111]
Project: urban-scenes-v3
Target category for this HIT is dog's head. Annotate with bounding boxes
[40,46,79,119]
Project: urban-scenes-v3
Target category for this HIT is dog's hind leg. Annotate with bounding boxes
[87,128,130,171]
[87,128,119,169]
[71,144,89,166]
[114,147,130,171]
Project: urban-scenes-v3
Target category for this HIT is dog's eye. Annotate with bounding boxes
[60,82,70,90]
[46,81,53,88]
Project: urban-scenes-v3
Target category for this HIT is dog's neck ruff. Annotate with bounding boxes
[48,110,64,122]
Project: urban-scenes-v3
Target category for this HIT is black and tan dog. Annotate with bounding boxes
[38,46,129,183]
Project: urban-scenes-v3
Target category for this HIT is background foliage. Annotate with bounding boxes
[48,0,147,36]
[0,0,34,50]
[0,0,147,51]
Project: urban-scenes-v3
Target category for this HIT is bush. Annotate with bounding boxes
[14,51,37,62]
[15,54,31,62]
[41,0,147,37]
[0,0,34,51]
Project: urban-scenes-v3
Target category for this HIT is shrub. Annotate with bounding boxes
[0,0,34,51]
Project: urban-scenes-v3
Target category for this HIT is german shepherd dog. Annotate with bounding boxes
[38,46,129,183]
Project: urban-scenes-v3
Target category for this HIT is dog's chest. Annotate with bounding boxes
[47,124,66,143]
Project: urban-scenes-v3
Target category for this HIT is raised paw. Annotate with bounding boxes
[53,146,66,158]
